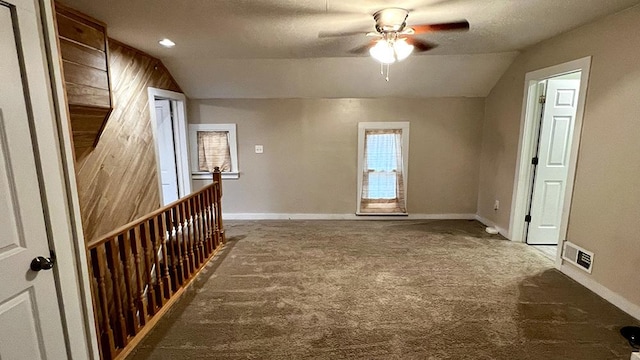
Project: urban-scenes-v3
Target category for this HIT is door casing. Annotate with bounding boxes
[148,88,192,205]
[154,99,180,204]
[509,57,591,266]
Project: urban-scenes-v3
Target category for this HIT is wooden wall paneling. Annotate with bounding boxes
[55,2,113,160]
[75,39,182,242]
[59,38,107,70]
[69,106,111,158]
[55,9,106,51]
[66,84,111,108]
[63,61,110,89]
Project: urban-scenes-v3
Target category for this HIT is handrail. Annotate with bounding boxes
[87,168,226,359]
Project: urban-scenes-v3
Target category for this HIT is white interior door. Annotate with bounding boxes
[155,99,180,205]
[527,78,581,245]
[0,2,68,358]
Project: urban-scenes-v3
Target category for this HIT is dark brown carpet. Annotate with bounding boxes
[129,220,639,359]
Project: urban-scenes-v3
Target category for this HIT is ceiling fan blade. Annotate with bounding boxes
[410,20,470,34]
[405,38,438,52]
[349,41,377,54]
[318,30,370,38]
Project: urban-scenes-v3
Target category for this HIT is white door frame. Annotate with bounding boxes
[148,88,192,204]
[28,0,98,358]
[509,57,591,265]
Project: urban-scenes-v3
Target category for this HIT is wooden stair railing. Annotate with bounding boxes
[87,168,225,359]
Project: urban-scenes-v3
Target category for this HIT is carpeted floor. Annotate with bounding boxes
[129,220,639,359]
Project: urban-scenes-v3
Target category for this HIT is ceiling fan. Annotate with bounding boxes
[320,8,469,80]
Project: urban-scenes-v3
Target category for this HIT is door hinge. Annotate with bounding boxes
[525,215,532,223]
[531,157,539,165]
[539,95,546,104]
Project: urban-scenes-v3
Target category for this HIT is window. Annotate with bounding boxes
[357,122,409,215]
[189,124,239,179]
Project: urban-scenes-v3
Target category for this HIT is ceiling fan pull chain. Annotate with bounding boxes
[380,62,384,76]
[385,63,390,82]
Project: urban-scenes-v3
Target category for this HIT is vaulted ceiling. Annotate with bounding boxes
[60,0,640,98]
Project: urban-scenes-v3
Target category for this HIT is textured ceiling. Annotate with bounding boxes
[59,0,640,98]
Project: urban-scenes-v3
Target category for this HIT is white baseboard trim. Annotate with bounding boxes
[559,263,640,321]
[474,214,510,239]
[223,213,477,221]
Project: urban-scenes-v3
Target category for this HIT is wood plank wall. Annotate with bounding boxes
[75,39,182,242]
[55,2,113,160]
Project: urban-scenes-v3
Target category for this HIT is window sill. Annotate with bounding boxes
[192,172,239,180]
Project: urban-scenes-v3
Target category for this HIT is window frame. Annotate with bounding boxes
[356,122,410,215]
[189,123,239,180]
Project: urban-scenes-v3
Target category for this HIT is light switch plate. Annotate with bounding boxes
[255,145,264,154]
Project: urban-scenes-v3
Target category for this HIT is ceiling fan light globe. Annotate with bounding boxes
[370,41,396,64]
[394,39,414,61]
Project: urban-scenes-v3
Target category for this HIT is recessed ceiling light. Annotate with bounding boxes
[159,38,175,48]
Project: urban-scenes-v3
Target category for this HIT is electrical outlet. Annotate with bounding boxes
[255,145,263,154]
[494,200,500,211]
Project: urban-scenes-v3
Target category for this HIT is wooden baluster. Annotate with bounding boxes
[170,206,185,286]
[182,200,196,273]
[204,181,214,250]
[202,191,210,255]
[158,212,173,298]
[196,192,207,258]
[218,203,225,244]
[193,194,208,264]
[193,195,204,266]
[142,220,157,315]
[201,196,208,255]
[172,204,183,283]
[213,191,219,247]
[132,225,148,326]
[212,184,219,248]
[87,250,106,360]
[119,231,139,333]
[211,182,222,246]
[193,196,204,266]
[151,215,167,306]
[203,191,212,254]
[212,181,219,248]
[184,197,196,268]
[91,246,116,358]
[176,202,191,279]
[105,239,128,348]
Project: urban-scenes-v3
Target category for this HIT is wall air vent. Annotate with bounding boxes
[562,241,594,273]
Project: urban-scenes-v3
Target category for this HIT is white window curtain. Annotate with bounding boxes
[360,129,406,214]
[197,131,231,172]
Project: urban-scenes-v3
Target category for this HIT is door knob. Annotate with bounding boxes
[30,256,55,271]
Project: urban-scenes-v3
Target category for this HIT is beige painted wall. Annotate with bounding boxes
[189,97,485,215]
[477,5,640,306]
